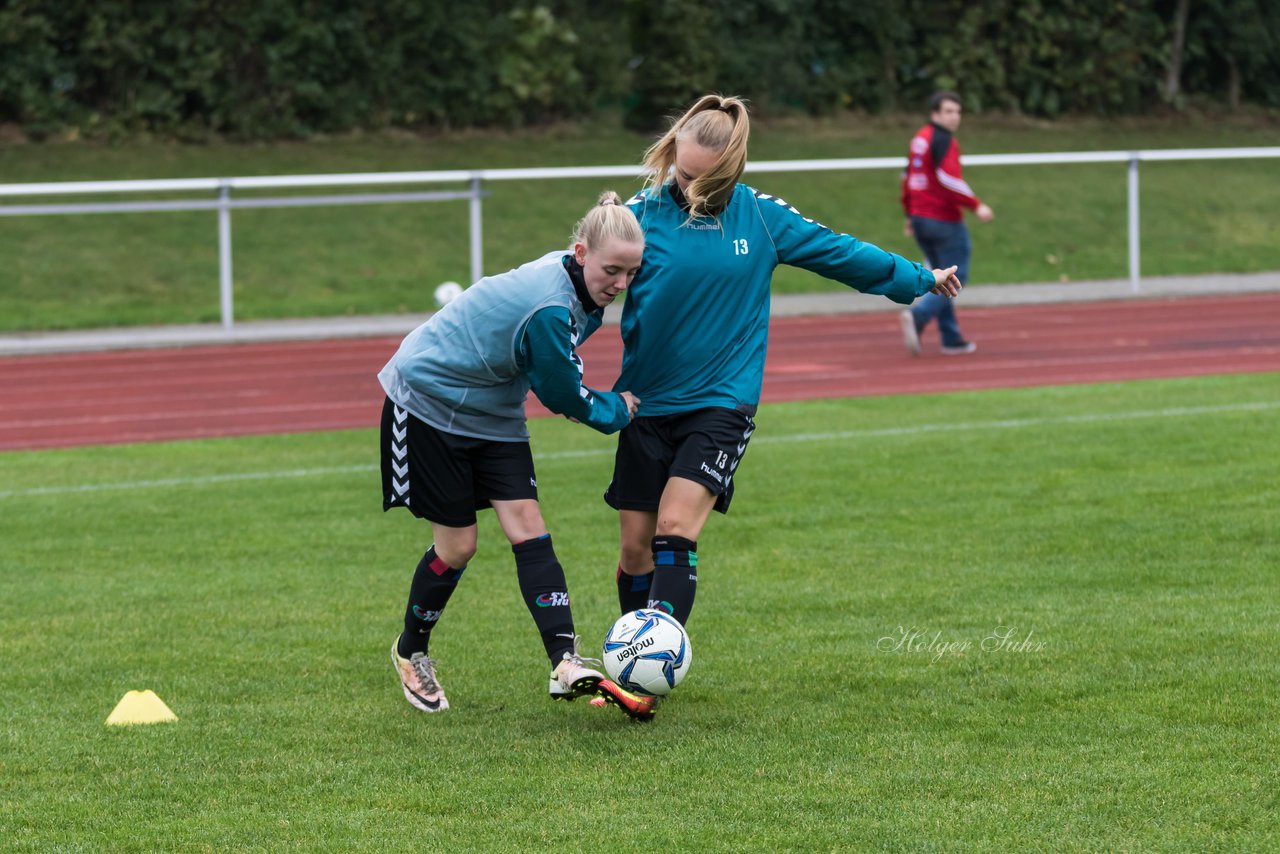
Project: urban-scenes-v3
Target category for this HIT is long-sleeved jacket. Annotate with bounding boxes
[900,122,981,222]
[378,251,630,441]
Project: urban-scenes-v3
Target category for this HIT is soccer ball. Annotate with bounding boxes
[602,609,692,696]
[433,281,463,307]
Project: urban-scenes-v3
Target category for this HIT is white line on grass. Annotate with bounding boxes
[768,399,1280,444]
[1,400,1274,500]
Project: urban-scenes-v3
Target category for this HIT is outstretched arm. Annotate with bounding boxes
[755,191,941,305]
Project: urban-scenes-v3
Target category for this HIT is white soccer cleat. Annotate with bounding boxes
[548,636,606,701]
[391,639,449,713]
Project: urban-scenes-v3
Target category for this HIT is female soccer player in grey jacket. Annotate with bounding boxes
[379,192,654,719]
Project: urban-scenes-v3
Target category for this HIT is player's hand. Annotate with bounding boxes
[619,391,640,420]
[903,218,914,237]
[929,266,962,297]
[976,203,994,223]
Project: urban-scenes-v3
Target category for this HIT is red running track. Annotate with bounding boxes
[2,293,1278,452]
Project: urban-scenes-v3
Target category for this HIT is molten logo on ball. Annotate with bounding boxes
[614,635,655,661]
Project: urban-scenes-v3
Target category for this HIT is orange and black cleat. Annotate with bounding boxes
[594,679,658,722]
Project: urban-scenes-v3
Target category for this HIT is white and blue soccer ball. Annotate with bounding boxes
[602,609,692,696]
[433,281,464,307]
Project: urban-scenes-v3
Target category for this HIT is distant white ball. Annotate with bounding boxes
[433,281,464,307]
[602,609,692,696]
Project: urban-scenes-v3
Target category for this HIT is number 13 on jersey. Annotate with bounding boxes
[733,238,749,255]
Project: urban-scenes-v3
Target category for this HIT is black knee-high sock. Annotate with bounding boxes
[514,535,576,665]
[647,535,698,626]
[616,565,653,615]
[398,546,465,658]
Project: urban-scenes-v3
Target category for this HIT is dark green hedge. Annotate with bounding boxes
[2,0,1276,140]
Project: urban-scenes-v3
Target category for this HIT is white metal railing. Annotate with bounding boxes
[2,147,1277,329]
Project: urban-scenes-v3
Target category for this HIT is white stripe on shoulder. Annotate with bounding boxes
[935,169,976,198]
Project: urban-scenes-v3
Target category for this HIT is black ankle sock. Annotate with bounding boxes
[616,565,653,615]
[513,535,576,665]
[648,535,697,625]
[398,546,465,658]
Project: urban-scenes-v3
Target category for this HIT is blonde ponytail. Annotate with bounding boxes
[641,94,750,219]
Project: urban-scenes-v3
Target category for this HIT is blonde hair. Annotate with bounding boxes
[570,190,644,250]
[641,94,750,219]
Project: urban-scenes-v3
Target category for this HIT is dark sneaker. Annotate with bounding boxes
[940,340,977,355]
[594,679,658,722]
[391,639,449,713]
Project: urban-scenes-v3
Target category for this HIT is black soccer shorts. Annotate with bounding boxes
[604,406,756,515]
[380,397,538,527]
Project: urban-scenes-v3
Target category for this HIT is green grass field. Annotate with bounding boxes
[2,373,1277,851]
[2,112,1278,331]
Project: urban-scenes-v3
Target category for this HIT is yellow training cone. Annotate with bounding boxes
[105,690,178,726]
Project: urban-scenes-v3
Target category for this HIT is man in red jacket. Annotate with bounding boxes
[899,90,994,356]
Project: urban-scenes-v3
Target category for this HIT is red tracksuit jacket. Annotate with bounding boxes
[900,122,981,223]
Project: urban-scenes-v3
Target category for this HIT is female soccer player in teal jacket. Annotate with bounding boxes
[607,95,963,657]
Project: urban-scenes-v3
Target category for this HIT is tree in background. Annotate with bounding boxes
[1,0,1276,141]
[622,0,719,132]
[1177,0,1280,109]
[1163,0,1192,104]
